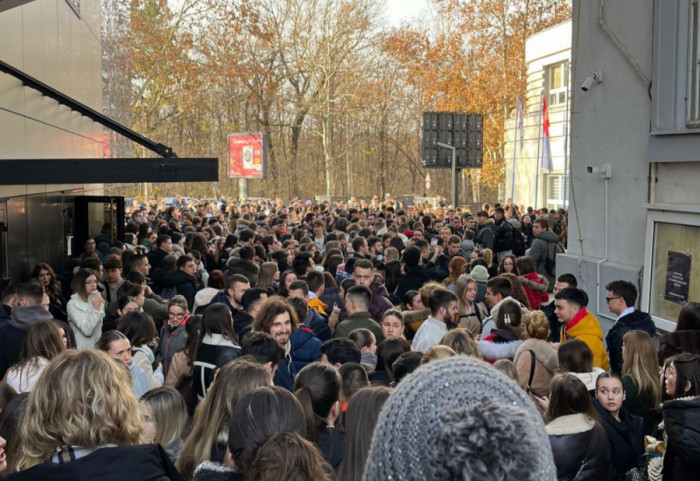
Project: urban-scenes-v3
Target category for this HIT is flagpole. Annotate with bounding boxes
[534,91,543,208]
[562,65,571,209]
[510,94,520,202]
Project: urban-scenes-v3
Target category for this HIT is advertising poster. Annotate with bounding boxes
[228,132,268,179]
[665,251,692,304]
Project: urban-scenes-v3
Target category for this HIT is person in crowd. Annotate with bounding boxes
[481,277,522,337]
[420,345,457,364]
[294,362,344,471]
[394,246,441,300]
[592,372,644,481]
[379,309,405,340]
[287,296,323,372]
[542,374,613,481]
[334,286,384,343]
[363,356,556,480]
[162,255,199,310]
[0,383,17,416]
[439,329,482,359]
[0,392,25,476]
[443,256,467,293]
[321,338,362,368]
[192,269,225,314]
[210,273,250,320]
[604,280,656,374]
[234,287,268,340]
[192,303,240,400]
[516,256,549,310]
[513,310,558,411]
[336,386,391,481]
[493,358,519,382]
[6,350,181,480]
[621,330,662,434]
[159,295,190,379]
[338,363,369,420]
[277,270,297,297]
[253,297,299,391]
[480,248,498,278]
[554,287,610,370]
[177,358,270,481]
[337,259,392,324]
[101,257,125,305]
[256,262,279,297]
[473,210,495,251]
[31,263,66,321]
[658,301,700,363]
[558,339,606,393]
[411,289,458,353]
[95,330,150,397]
[497,253,519,276]
[369,337,410,386]
[118,311,163,390]
[455,274,489,338]
[478,299,524,364]
[67,268,106,351]
[658,353,700,480]
[348,328,377,371]
[3,320,64,393]
[542,273,577,342]
[527,218,562,291]
[140,387,188,463]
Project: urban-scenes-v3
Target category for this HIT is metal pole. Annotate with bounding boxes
[534,92,544,208]
[563,66,571,209]
[510,94,520,202]
[437,142,457,207]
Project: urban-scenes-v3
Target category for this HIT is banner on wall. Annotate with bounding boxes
[227,132,268,179]
[665,251,692,304]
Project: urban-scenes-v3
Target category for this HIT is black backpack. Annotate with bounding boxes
[511,227,526,256]
[544,241,565,276]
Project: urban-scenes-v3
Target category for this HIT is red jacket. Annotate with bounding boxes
[520,272,549,310]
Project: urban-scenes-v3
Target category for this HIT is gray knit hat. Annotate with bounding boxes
[470,265,490,283]
[363,356,557,481]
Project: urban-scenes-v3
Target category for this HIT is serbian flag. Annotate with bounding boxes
[517,96,525,151]
[541,96,553,171]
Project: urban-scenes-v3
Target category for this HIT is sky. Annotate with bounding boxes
[384,0,430,27]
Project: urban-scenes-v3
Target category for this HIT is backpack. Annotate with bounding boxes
[511,227,526,256]
[544,241,565,276]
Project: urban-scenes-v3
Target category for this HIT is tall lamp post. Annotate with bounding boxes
[437,142,458,207]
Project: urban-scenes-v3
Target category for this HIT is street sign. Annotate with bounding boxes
[425,172,432,190]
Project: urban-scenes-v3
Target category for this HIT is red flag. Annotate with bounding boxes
[541,97,552,171]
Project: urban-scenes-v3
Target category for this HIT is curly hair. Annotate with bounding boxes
[18,350,142,469]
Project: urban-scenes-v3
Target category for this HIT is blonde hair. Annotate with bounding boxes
[177,358,270,480]
[419,282,445,308]
[455,274,476,316]
[18,350,142,469]
[383,247,400,262]
[420,345,456,365]
[140,387,187,448]
[481,248,494,268]
[439,329,482,359]
[525,310,550,340]
[622,330,662,406]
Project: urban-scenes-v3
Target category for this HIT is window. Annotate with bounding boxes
[545,174,565,210]
[644,211,700,330]
[546,62,568,107]
[688,0,700,127]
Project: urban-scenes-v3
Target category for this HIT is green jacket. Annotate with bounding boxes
[334,311,385,344]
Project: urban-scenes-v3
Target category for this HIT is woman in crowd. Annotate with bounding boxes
[277,270,297,297]
[257,262,279,297]
[478,299,524,364]
[7,350,180,480]
[336,386,391,481]
[481,248,498,278]
[159,296,190,380]
[513,310,558,411]
[95,330,150,397]
[177,358,270,481]
[369,337,410,386]
[31,263,66,321]
[592,372,643,481]
[558,339,606,393]
[621,330,662,434]
[516,256,549,310]
[659,353,700,479]
[348,328,377,372]
[543,374,613,481]
[455,274,489,338]
[192,303,240,400]
[243,432,333,481]
[67,268,105,351]
[3,321,64,393]
[443,257,467,293]
[193,270,225,314]
[140,387,188,463]
[379,309,405,340]
[439,329,482,359]
[0,392,26,476]
[119,311,163,390]
[383,260,403,299]
[499,273,532,309]
[520,214,535,248]
[658,301,700,363]
[497,254,519,276]
[164,315,201,393]
[294,362,344,471]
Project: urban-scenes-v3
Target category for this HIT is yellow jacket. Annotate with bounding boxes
[560,308,610,371]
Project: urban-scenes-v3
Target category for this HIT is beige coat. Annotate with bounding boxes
[513,338,559,414]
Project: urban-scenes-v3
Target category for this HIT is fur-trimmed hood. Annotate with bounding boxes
[546,413,595,435]
[519,273,549,293]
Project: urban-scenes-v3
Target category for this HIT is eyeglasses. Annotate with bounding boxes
[605,296,621,303]
[169,312,185,319]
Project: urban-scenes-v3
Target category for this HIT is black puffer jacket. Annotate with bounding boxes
[605,310,655,374]
[662,395,700,481]
[593,399,644,481]
[547,413,613,481]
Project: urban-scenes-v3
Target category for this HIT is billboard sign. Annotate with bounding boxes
[228,132,268,179]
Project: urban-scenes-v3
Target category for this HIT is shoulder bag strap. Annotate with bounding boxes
[527,349,536,388]
[573,426,596,481]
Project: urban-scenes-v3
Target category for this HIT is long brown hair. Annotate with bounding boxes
[12,321,65,390]
[244,431,334,481]
[622,330,662,406]
[498,273,531,309]
[546,374,599,424]
[31,263,61,299]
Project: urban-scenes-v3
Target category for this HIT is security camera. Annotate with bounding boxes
[581,70,603,92]
[587,166,599,174]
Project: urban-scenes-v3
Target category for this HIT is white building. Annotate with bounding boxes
[558,0,700,332]
[504,21,572,211]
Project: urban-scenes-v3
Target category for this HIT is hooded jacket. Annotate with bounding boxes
[0,305,55,376]
[290,325,322,372]
[547,414,613,481]
[662,395,700,481]
[605,309,655,374]
[560,308,610,371]
[592,399,644,481]
[528,230,562,288]
[519,272,550,310]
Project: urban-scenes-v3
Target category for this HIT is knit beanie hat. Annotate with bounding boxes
[363,356,557,481]
[470,265,489,283]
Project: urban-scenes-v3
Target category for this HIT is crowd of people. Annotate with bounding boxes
[0,195,698,480]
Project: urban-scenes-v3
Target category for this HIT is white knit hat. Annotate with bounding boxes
[363,356,557,481]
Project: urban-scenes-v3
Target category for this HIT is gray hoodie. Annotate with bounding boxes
[9,305,53,331]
